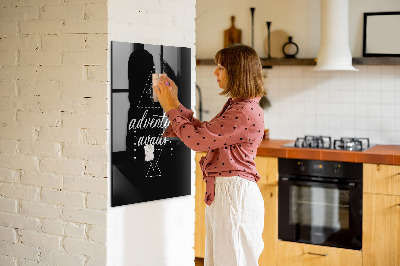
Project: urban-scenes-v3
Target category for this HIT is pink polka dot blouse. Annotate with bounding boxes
[162,97,265,205]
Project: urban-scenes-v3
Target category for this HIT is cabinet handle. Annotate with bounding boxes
[307,252,328,256]
[397,204,400,207]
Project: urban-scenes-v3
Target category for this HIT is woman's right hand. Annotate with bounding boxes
[161,76,180,108]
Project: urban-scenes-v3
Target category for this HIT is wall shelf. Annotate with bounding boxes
[196,57,400,67]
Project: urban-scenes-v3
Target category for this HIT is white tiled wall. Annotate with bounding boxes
[196,65,400,145]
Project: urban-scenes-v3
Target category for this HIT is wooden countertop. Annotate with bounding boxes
[256,139,400,165]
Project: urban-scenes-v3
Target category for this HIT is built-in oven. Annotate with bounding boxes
[278,158,363,250]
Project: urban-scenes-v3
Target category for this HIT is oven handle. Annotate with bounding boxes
[280,177,357,189]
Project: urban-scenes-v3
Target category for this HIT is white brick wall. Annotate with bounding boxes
[0,0,108,265]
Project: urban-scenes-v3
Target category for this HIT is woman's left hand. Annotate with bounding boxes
[154,76,175,114]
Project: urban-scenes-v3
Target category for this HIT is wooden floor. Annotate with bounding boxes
[195,257,204,266]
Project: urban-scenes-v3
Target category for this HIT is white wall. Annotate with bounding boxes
[196,0,400,145]
[108,1,196,265]
[196,0,400,58]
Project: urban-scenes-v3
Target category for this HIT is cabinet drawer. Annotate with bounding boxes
[277,241,362,266]
[364,164,400,196]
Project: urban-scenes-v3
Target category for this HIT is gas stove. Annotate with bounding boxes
[283,135,373,151]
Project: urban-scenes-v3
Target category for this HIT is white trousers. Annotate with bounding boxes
[205,176,265,266]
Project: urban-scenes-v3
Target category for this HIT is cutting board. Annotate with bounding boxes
[224,16,242,48]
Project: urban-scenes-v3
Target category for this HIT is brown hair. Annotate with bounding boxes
[214,44,266,99]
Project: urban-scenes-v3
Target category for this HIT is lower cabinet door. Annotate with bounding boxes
[195,152,207,258]
[277,241,362,266]
[363,193,400,266]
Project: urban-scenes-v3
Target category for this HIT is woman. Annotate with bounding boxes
[155,44,266,266]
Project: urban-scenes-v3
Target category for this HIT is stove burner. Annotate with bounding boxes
[295,135,332,149]
[333,137,370,151]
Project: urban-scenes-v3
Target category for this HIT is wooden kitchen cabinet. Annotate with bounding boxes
[195,152,207,258]
[276,240,362,266]
[364,163,400,196]
[258,184,278,266]
[255,156,278,186]
[363,163,400,266]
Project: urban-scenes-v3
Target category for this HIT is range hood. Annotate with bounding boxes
[314,0,358,71]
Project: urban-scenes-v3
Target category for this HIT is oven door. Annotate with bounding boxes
[278,176,362,250]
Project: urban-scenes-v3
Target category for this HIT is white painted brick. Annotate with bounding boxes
[86,193,106,210]
[0,241,39,261]
[11,0,62,6]
[0,183,39,201]
[40,158,84,176]
[73,0,107,3]
[0,139,18,154]
[0,168,16,183]
[37,96,106,116]
[0,7,39,22]
[85,65,107,81]
[41,4,84,20]
[38,96,83,113]
[63,237,106,257]
[85,129,107,145]
[17,259,41,266]
[38,127,80,143]
[84,161,107,177]
[0,212,41,231]
[42,34,85,51]
[19,51,61,66]
[37,66,84,82]
[0,254,16,266]
[0,226,17,243]
[0,154,39,171]
[40,249,85,266]
[0,66,36,81]
[41,219,63,236]
[20,21,61,35]
[87,225,105,243]
[0,51,17,65]
[0,196,17,213]
[61,81,107,98]
[85,34,108,52]
[63,113,107,129]
[64,222,85,239]
[18,80,61,97]
[17,111,61,127]
[0,126,35,141]
[20,200,61,219]
[63,144,107,161]
[0,110,16,125]
[86,254,106,266]
[21,171,62,189]
[62,19,107,34]
[63,175,107,195]
[63,50,107,65]
[83,98,108,114]
[61,207,106,226]
[19,230,61,251]
[85,3,108,20]
[0,36,40,52]
[41,188,85,208]
[6,96,40,112]
[19,141,59,157]
[0,81,16,96]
